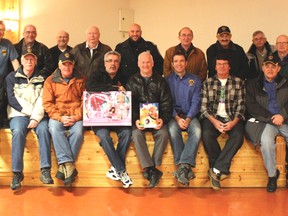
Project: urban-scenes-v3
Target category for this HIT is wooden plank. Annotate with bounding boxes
[0,129,286,188]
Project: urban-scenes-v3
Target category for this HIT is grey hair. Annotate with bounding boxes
[104,51,121,62]
[252,30,266,38]
[138,51,153,61]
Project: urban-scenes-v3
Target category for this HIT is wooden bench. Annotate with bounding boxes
[0,129,286,188]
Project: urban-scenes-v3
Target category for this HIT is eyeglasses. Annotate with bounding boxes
[105,59,119,63]
[25,31,36,35]
[253,38,265,41]
[276,42,288,45]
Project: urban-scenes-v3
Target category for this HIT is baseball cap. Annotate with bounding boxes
[217,26,231,35]
[59,51,75,64]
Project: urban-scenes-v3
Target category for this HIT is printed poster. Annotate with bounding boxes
[139,103,159,128]
[83,91,132,126]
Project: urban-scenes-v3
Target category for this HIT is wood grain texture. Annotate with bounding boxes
[0,129,286,188]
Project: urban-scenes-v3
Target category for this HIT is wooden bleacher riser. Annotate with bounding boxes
[0,129,286,188]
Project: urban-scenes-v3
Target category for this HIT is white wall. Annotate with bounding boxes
[131,0,288,55]
[21,0,288,56]
[20,0,131,49]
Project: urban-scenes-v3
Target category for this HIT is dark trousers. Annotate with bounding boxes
[201,118,244,174]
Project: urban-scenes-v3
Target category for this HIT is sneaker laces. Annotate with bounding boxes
[119,171,130,182]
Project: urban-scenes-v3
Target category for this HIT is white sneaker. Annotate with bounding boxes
[118,170,133,188]
[106,166,120,181]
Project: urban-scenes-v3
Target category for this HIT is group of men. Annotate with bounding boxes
[1,19,288,193]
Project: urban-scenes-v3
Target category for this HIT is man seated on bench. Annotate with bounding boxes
[5,49,53,190]
[126,51,172,188]
[200,53,245,190]
[43,51,85,185]
[166,51,202,186]
[245,55,288,192]
[86,51,133,188]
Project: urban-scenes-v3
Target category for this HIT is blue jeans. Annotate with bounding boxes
[93,126,131,172]
[260,123,288,177]
[49,119,83,164]
[10,116,51,172]
[168,118,201,166]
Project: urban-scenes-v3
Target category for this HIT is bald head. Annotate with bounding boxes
[276,34,288,56]
[129,23,142,42]
[86,26,100,48]
[23,24,37,46]
[57,30,69,49]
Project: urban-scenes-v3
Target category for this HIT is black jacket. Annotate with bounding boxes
[245,73,288,143]
[206,41,249,80]
[71,41,112,79]
[49,45,72,72]
[86,69,126,92]
[115,38,163,81]
[14,38,54,79]
[246,42,274,79]
[125,72,172,124]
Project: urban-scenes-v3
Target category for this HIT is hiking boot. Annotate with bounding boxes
[142,168,150,180]
[267,169,280,192]
[55,164,65,181]
[63,162,78,185]
[220,172,229,181]
[208,168,221,190]
[40,168,54,184]
[118,170,133,188]
[174,164,190,186]
[187,168,196,180]
[106,166,121,181]
[11,172,24,190]
[149,167,163,188]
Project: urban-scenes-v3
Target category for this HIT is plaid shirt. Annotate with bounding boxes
[200,75,245,120]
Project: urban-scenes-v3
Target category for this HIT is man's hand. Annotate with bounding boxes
[155,118,163,130]
[210,118,226,133]
[222,121,236,132]
[175,116,191,130]
[61,116,76,127]
[135,119,145,130]
[272,114,284,126]
[118,86,125,91]
[27,119,39,129]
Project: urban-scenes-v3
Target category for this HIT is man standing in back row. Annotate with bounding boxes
[49,30,72,71]
[14,24,54,79]
[116,23,163,85]
[163,27,207,81]
[206,26,249,79]
[246,30,275,79]
[71,26,112,79]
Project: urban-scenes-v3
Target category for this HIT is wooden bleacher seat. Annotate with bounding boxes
[0,129,286,188]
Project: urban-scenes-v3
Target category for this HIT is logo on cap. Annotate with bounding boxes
[64,52,70,58]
